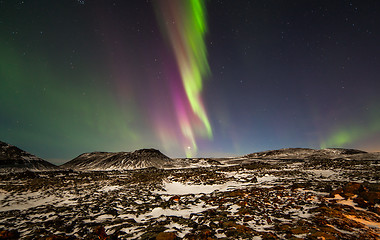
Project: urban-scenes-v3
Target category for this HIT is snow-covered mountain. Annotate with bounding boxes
[62,148,174,170]
[0,141,57,171]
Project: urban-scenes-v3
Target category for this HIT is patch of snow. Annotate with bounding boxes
[331,194,345,200]
[117,213,135,220]
[344,214,380,229]
[328,195,369,212]
[155,174,279,196]
[252,236,263,240]
[228,204,240,214]
[98,185,122,192]
[55,193,79,206]
[155,181,251,195]
[56,198,77,206]
[293,233,308,238]
[96,214,114,221]
[132,204,218,223]
[326,224,353,235]
[284,208,313,219]
[338,198,357,207]
[305,169,337,178]
[0,190,84,212]
[215,232,227,238]
[296,188,329,196]
[0,191,57,212]
[257,174,278,183]
[164,222,183,229]
[250,223,274,232]
[225,172,253,180]
[0,190,7,202]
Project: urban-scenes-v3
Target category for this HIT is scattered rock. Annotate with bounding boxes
[156,232,177,240]
[0,230,19,240]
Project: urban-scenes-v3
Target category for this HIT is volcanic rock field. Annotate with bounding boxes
[0,147,380,239]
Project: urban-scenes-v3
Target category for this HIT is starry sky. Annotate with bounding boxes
[1,0,380,164]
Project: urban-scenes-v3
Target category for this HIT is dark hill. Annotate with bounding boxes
[62,148,173,170]
[0,141,57,171]
[245,147,369,160]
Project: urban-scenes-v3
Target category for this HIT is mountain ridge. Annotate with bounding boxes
[61,148,174,170]
[1,140,378,172]
[245,147,371,160]
[0,141,57,171]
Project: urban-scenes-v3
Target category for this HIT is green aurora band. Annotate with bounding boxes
[181,0,212,137]
[0,41,142,160]
[155,0,213,157]
[320,111,380,149]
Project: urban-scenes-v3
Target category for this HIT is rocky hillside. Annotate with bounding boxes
[62,148,174,170]
[0,141,56,171]
[245,147,371,160]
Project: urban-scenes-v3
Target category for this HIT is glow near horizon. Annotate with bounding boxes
[320,115,380,149]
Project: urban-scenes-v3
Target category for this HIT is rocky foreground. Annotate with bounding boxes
[0,154,380,239]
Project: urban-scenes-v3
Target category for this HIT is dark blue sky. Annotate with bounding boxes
[1,0,380,163]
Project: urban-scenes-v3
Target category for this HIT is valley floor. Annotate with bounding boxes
[0,158,379,239]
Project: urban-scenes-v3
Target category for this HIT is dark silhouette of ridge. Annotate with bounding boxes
[0,141,57,171]
[62,148,173,170]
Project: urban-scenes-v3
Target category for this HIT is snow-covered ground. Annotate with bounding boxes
[0,157,379,239]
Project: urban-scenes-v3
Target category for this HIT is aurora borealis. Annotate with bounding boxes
[1,1,380,163]
[155,0,212,157]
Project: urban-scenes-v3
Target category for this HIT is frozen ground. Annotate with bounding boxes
[0,157,379,239]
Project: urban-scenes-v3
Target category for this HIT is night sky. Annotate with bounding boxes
[1,0,380,164]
